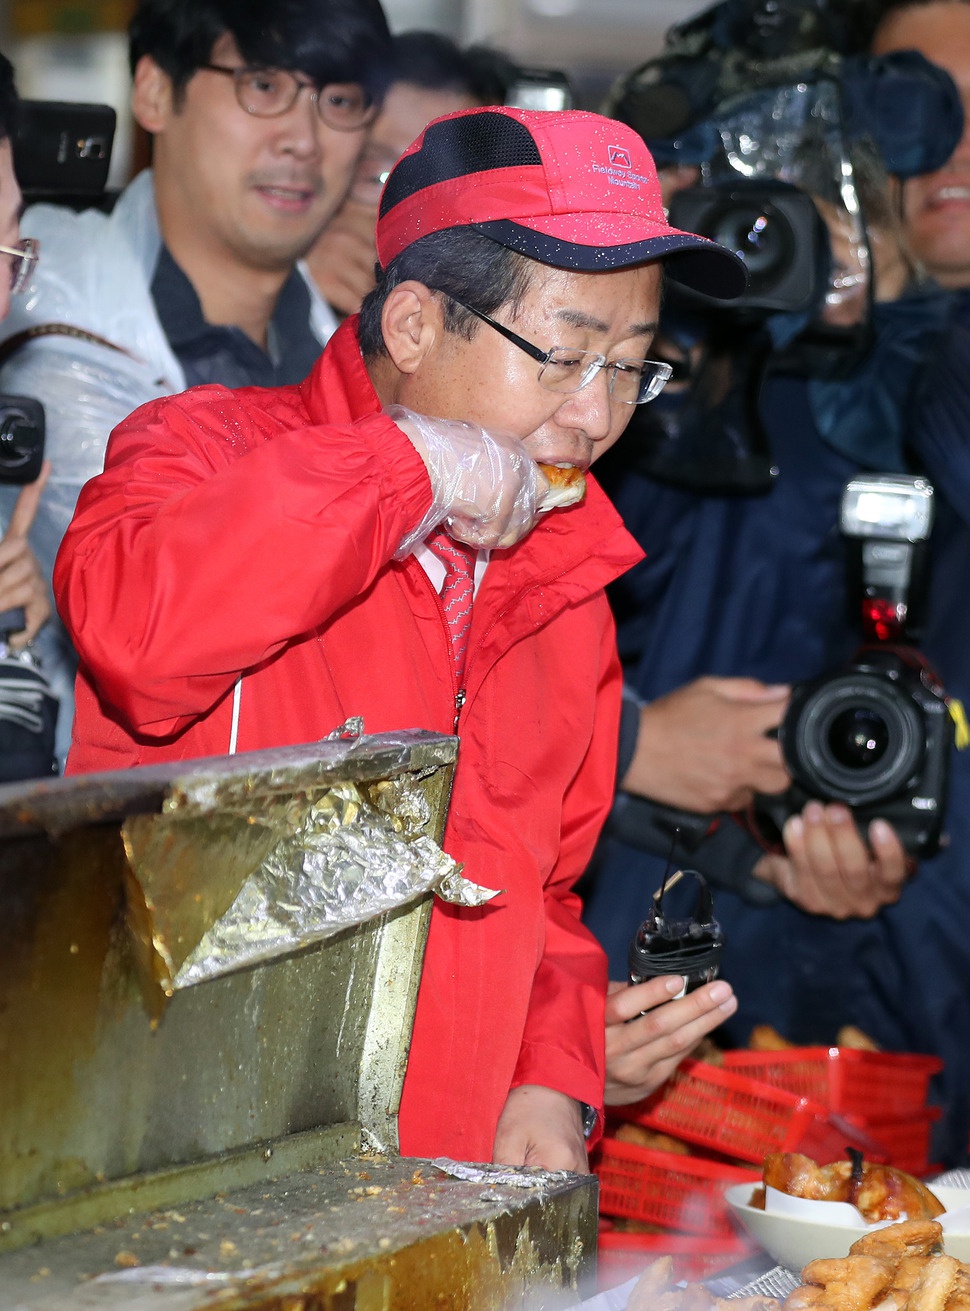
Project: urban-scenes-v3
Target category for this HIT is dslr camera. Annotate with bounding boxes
[0,97,115,494]
[753,474,956,857]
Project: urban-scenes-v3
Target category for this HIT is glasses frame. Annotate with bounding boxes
[0,238,38,295]
[201,63,377,132]
[444,293,672,405]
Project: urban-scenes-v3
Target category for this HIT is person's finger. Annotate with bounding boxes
[867,818,911,897]
[708,676,791,704]
[607,975,684,1025]
[6,461,51,540]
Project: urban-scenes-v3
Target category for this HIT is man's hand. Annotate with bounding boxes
[306,198,378,317]
[390,406,542,551]
[622,677,790,812]
[605,976,737,1106]
[0,462,51,649]
[754,800,910,917]
[492,1085,590,1174]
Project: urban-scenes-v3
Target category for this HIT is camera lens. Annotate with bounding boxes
[827,707,890,770]
[783,670,925,804]
[710,201,795,290]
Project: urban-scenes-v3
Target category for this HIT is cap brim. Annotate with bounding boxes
[472,217,748,301]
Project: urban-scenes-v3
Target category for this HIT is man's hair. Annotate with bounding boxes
[358,228,535,359]
[0,51,17,143]
[128,0,392,103]
[387,31,513,106]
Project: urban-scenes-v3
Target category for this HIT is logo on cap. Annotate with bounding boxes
[608,146,633,169]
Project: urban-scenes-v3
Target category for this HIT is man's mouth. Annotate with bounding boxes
[255,183,319,211]
[926,183,970,208]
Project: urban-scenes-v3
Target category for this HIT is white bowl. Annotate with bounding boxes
[724,1183,970,1274]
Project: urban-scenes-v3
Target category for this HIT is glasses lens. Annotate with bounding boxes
[604,359,673,405]
[318,84,374,130]
[538,349,604,394]
[10,239,37,295]
[235,68,297,116]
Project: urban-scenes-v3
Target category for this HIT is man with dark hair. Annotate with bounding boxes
[307,30,505,318]
[0,0,391,764]
[54,106,744,1167]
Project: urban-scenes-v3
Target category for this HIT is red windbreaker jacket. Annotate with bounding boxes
[55,319,644,1164]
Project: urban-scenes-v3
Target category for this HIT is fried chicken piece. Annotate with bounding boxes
[797,1256,894,1311]
[613,1122,692,1154]
[907,1253,960,1311]
[853,1167,944,1224]
[783,1287,846,1311]
[626,1256,675,1311]
[849,1220,943,1263]
[763,1155,944,1223]
[750,1024,797,1051]
[836,1025,881,1052]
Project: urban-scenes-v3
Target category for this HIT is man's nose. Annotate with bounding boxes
[558,367,615,442]
[277,87,325,156]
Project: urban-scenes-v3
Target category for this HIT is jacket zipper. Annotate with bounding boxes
[454,687,466,732]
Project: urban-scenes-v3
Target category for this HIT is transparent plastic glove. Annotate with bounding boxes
[388,405,545,554]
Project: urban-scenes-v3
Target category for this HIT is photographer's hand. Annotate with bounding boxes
[754,800,910,918]
[0,462,51,649]
[622,677,791,813]
[605,976,737,1106]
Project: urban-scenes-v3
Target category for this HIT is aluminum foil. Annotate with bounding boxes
[175,781,497,988]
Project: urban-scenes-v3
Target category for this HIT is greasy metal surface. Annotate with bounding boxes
[0,1156,598,1311]
[0,1126,359,1256]
[0,733,455,1237]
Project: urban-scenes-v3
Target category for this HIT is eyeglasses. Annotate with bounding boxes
[201,64,376,132]
[0,238,38,295]
[444,294,672,406]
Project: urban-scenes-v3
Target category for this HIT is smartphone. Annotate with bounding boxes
[13,100,116,199]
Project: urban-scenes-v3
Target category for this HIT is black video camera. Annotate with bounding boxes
[668,178,830,317]
[752,475,956,857]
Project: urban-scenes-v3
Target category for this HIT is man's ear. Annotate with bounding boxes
[131,55,175,134]
[380,281,444,376]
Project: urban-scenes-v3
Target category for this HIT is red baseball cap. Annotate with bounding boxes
[375,106,746,300]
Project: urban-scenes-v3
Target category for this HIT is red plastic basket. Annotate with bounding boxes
[595,1137,759,1235]
[843,1106,943,1175]
[596,1227,754,1292]
[722,1047,942,1119]
[628,1059,888,1165]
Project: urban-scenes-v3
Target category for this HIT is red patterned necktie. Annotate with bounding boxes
[425,527,477,684]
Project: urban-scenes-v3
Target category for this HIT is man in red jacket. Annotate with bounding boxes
[54,107,744,1170]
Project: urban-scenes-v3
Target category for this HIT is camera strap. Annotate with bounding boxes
[0,322,137,368]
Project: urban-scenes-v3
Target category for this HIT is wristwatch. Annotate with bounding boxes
[579,1102,598,1139]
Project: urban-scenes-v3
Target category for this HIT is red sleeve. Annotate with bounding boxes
[54,393,432,737]
[510,616,620,1145]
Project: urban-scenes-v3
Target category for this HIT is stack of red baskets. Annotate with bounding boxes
[593,1049,941,1292]
[721,1046,943,1176]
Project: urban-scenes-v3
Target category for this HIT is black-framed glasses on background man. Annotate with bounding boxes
[201,65,377,132]
[0,239,38,295]
[444,293,673,405]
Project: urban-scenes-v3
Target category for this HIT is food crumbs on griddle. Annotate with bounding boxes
[114,1251,140,1268]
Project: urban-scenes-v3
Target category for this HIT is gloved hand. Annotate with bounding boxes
[388,405,546,553]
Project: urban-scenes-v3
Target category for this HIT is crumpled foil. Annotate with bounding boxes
[175,782,497,988]
[430,1158,576,1190]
